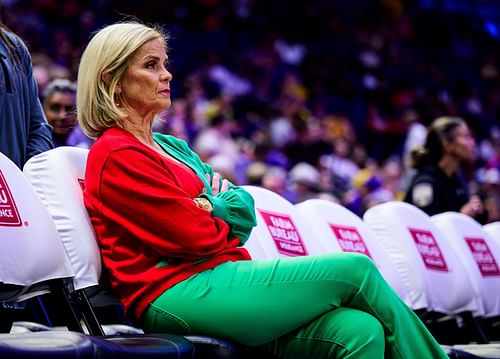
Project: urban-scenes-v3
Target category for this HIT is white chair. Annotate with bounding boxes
[295,199,414,309]
[23,146,112,336]
[0,151,76,331]
[363,201,480,317]
[242,185,323,259]
[363,201,492,345]
[484,221,500,243]
[432,212,500,319]
[23,147,101,293]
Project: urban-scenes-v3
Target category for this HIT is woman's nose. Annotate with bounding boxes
[160,67,172,81]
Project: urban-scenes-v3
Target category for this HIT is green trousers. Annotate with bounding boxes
[142,253,448,358]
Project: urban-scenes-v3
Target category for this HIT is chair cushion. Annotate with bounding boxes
[93,333,194,358]
[185,334,276,359]
[0,331,95,358]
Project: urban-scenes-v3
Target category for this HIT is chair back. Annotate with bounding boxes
[432,212,500,317]
[295,199,414,308]
[0,152,73,287]
[363,201,480,315]
[23,147,100,290]
[242,186,322,259]
[484,222,500,244]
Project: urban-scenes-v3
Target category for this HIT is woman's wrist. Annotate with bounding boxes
[193,197,212,212]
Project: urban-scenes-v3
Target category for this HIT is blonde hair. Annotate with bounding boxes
[77,21,167,138]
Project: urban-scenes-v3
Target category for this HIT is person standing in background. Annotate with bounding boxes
[404,116,487,223]
[0,18,53,168]
[42,78,93,148]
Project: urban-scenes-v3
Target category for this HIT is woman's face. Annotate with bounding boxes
[119,38,172,117]
[44,91,77,137]
[446,122,476,163]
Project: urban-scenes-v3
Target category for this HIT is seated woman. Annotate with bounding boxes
[77,21,448,358]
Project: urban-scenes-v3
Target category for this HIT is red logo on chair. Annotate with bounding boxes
[258,209,307,256]
[408,228,448,272]
[329,224,373,259]
[464,237,500,277]
[0,171,22,226]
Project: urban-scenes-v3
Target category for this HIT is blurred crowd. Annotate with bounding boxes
[3,0,500,222]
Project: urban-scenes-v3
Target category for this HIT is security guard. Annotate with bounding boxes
[404,116,486,222]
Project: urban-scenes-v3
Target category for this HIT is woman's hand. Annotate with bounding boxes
[193,197,213,212]
[460,195,484,217]
[207,172,229,195]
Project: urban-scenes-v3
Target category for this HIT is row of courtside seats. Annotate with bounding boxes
[243,185,500,357]
[0,146,498,358]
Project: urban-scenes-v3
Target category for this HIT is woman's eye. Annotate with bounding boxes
[146,62,156,69]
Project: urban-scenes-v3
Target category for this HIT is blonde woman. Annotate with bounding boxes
[78,21,448,358]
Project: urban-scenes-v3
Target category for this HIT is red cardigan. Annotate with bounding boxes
[84,127,251,322]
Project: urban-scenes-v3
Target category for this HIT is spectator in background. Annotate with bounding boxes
[42,78,93,148]
[404,116,487,222]
[0,19,53,168]
[482,167,500,223]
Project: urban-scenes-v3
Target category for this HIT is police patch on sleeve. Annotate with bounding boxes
[412,183,433,207]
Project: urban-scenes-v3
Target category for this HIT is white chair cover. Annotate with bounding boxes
[23,147,101,290]
[0,152,73,286]
[484,222,500,244]
[363,201,480,315]
[295,199,414,308]
[242,186,323,258]
[432,212,500,317]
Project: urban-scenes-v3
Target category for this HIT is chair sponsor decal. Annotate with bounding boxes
[329,224,373,259]
[258,209,307,256]
[464,237,500,277]
[0,171,22,226]
[408,227,448,272]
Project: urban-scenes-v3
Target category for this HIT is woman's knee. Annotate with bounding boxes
[333,252,379,282]
[328,308,385,357]
[348,310,385,350]
[330,308,384,346]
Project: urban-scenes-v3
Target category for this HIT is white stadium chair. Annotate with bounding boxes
[295,199,413,308]
[484,221,500,243]
[432,212,500,319]
[0,151,77,331]
[432,212,500,342]
[363,201,480,316]
[242,185,325,259]
[363,201,487,344]
[24,146,115,336]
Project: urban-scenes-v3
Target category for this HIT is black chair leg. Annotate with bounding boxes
[73,289,105,336]
[48,280,85,333]
[0,306,14,333]
[460,312,489,344]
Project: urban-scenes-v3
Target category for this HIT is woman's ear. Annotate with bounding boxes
[101,69,112,85]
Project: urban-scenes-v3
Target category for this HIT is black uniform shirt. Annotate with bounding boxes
[404,163,469,216]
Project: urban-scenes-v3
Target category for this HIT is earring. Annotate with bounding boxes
[114,93,121,107]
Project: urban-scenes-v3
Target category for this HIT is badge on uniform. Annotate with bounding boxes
[412,183,433,207]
